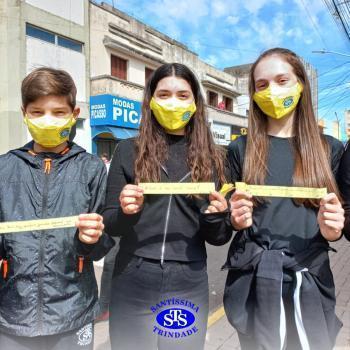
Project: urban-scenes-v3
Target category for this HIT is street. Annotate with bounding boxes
[93,238,350,349]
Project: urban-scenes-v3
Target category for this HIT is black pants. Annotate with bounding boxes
[99,237,120,313]
[109,253,209,350]
[0,323,94,350]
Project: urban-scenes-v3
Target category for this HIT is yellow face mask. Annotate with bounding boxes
[24,114,76,148]
[150,97,196,132]
[253,82,303,119]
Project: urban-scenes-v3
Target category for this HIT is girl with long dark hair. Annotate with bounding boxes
[102,63,231,350]
[224,48,344,350]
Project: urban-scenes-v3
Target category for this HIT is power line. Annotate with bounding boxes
[300,0,329,48]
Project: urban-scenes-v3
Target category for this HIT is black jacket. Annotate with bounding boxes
[224,233,342,350]
[102,138,232,262]
[0,142,114,337]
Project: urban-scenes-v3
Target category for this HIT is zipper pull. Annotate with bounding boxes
[78,256,84,273]
[2,259,8,279]
[44,158,52,174]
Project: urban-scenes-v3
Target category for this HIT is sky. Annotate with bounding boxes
[99,0,350,139]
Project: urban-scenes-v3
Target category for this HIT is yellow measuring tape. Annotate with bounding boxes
[220,182,327,198]
[139,182,215,194]
[139,182,327,198]
[0,216,78,235]
[0,182,326,235]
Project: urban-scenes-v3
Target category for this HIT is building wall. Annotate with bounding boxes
[90,2,247,141]
[25,0,85,25]
[0,0,91,153]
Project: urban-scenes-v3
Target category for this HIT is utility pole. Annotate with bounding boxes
[335,111,340,140]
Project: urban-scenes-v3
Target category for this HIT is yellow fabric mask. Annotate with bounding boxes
[253,82,303,119]
[150,97,196,132]
[24,114,76,148]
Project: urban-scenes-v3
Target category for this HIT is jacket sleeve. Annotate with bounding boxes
[101,142,142,237]
[75,159,115,260]
[337,142,350,240]
[199,209,233,246]
[199,153,233,246]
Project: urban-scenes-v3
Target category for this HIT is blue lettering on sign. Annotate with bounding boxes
[156,308,195,330]
[90,94,142,129]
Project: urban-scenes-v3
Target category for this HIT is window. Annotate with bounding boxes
[26,24,55,44]
[207,91,218,107]
[224,96,233,112]
[26,23,83,53]
[111,55,127,80]
[145,67,154,83]
[57,36,83,53]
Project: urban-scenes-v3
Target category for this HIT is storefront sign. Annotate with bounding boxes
[90,94,141,129]
[210,122,231,146]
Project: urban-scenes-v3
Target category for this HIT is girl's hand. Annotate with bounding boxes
[318,193,344,241]
[76,213,104,244]
[205,191,228,214]
[119,184,144,214]
[229,190,254,230]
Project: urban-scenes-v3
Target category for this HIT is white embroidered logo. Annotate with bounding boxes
[76,323,93,346]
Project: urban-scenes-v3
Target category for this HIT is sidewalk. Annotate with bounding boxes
[94,238,350,350]
[205,238,350,350]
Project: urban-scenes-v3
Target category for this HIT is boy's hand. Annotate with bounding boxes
[120,184,144,214]
[205,191,228,213]
[318,193,344,241]
[229,190,254,230]
[76,213,104,244]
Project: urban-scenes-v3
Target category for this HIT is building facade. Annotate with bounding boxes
[89,1,248,157]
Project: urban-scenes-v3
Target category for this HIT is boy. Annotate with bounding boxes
[0,67,113,350]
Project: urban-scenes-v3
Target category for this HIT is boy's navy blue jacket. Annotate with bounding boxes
[0,141,114,337]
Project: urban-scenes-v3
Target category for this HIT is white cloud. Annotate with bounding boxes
[243,0,283,14]
[249,12,287,48]
[148,0,209,25]
[226,15,240,25]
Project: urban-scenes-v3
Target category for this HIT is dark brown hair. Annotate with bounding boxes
[21,67,77,109]
[244,47,340,207]
[135,63,226,186]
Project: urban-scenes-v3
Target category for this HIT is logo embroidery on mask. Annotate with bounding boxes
[76,323,93,346]
[182,112,191,121]
[283,96,294,108]
[60,128,70,138]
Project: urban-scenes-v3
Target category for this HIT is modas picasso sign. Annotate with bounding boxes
[90,94,141,129]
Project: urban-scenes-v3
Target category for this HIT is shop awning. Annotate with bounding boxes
[91,125,138,139]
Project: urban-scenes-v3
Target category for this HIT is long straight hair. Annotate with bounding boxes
[135,63,226,186]
[244,48,340,207]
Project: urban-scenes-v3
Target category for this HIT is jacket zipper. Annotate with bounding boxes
[37,158,52,334]
[160,171,191,265]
